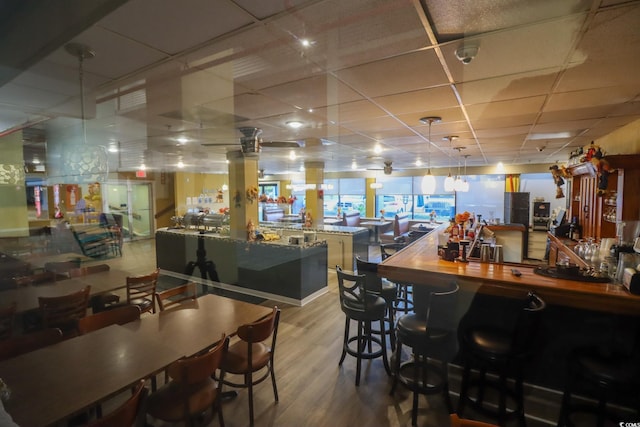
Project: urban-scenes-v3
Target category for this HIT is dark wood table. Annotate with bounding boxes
[2,269,130,314]
[360,220,391,243]
[122,294,274,356]
[0,325,181,427]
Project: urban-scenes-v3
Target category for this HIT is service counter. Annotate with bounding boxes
[156,228,328,306]
[378,226,640,392]
[258,222,370,270]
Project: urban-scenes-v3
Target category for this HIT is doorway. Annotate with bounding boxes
[103,181,153,241]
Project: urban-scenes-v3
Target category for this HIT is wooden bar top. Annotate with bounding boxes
[378,227,640,315]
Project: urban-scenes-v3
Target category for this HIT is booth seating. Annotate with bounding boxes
[380,213,411,244]
[263,208,285,222]
[343,212,361,227]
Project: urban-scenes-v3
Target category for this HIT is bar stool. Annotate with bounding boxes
[355,256,398,349]
[390,282,459,426]
[457,291,546,426]
[336,266,391,386]
[557,345,640,426]
[380,243,414,314]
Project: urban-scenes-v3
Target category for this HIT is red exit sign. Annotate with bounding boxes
[135,170,146,178]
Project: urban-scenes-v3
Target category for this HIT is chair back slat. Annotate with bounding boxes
[336,266,370,313]
[155,283,197,311]
[237,307,279,344]
[86,379,148,427]
[355,256,383,295]
[78,305,141,335]
[168,334,229,385]
[38,286,91,334]
[127,269,159,301]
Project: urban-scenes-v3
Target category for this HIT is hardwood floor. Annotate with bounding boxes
[90,239,565,426]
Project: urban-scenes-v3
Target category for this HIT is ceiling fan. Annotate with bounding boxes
[367,160,395,175]
[201,127,302,153]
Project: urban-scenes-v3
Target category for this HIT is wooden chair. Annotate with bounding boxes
[218,307,281,427]
[0,302,16,340]
[85,379,148,427]
[450,414,498,427]
[68,263,110,277]
[126,269,159,314]
[0,328,63,361]
[155,283,197,311]
[78,305,141,335]
[147,334,229,426]
[38,285,91,337]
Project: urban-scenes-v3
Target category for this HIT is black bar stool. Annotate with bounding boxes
[390,282,459,426]
[457,291,546,426]
[557,345,640,426]
[380,243,414,314]
[355,256,398,349]
[336,266,391,386]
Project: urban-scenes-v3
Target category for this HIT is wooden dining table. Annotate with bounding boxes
[0,293,273,426]
[122,293,273,357]
[1,268,131,314]
[0,324,181,427]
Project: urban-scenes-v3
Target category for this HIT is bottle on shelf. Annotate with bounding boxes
[569,216,581,240]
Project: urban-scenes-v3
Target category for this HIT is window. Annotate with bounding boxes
[323,178,365,217]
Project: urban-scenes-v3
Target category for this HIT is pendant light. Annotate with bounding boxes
[443,135,458,192]
[418,116,440,195]
[61,43,109,183]
[453,146,466,191]
[460,154,470,192]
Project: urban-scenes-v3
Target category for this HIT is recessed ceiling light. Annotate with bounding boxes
[308,108,313,113]
[374,144,383,155]
[351,160,357,170]
[286,121,303,129]
[108,146,118,153]
[300,39,312,47]
[177,161,184,169]
[289,150,297,160]
[176,137,188,144]
[415,159,423,166]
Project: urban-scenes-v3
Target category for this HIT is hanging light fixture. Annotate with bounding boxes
[443,136,458,192]
[460,154,470,192]
[62,43,109,183]
[453,146,466,191]
[418,116,441,194]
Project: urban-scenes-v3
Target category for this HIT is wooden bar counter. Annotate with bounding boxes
[378,227,640,316]
[379,227,640,393]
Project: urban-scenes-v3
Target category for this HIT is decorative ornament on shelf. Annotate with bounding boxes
[246,186,258,203]
[247,219,256,241]
[379,209,386,220]
[288,195,297,205]
[429,210,437,223]
[218,207,230,215]
[259,193,268,203]
[304,211,313,228]
[549,165,570,199]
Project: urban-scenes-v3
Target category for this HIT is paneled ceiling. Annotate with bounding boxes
[1,0,639,177]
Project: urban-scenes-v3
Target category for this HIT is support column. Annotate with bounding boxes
[227,151,259,240]
[304,161,324,228]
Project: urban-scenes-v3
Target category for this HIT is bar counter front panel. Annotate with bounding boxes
[378,226,640,393]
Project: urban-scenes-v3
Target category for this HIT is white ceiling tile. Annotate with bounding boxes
[98,0,254,55]
[335,49,448,98]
